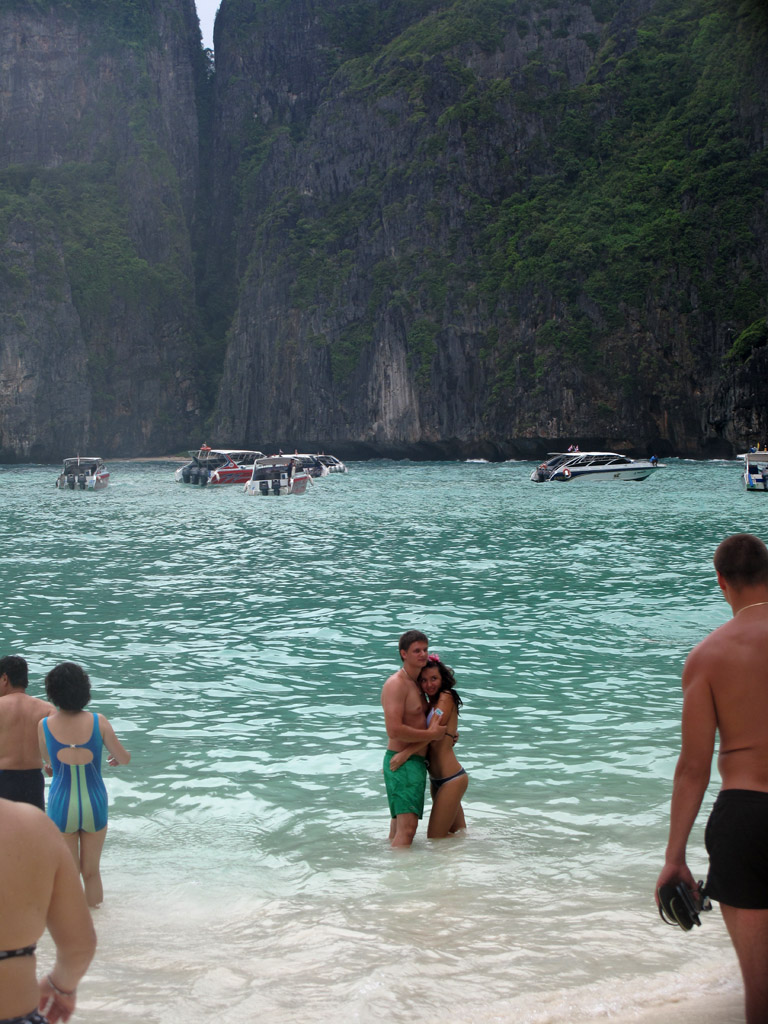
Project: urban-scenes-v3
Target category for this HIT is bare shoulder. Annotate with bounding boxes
[0,797,56,840]
[32,696,55,717]
[381,669,405,694]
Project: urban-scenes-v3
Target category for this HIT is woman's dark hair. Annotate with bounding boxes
[45,662,92,712]
[420,656,463,711]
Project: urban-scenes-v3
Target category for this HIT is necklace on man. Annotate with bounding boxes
[736,601,768,615]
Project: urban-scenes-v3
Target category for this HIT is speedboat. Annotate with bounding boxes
[243,456,311,496]
[55,456,109,491]
[289,454,330,478]
[530,451,663,483]
[175,447,264,486]
[738,452,768,491]
[316,454,348,474]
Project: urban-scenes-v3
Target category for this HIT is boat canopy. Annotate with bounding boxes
[189,449,264,468]
[61,457,103,472]
[544,452,636,467]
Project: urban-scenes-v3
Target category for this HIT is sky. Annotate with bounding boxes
[195,0,219,49]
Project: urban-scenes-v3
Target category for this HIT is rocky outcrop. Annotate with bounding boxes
[210,0,768,459]
[0,0,205,461]
[1,0,767,461]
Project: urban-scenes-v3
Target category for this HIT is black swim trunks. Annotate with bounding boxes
[705,789,768,909]
[0,769,44,811]
[0,1011,49,1024]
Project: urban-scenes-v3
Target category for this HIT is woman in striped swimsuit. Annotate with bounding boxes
[38,662,130,907]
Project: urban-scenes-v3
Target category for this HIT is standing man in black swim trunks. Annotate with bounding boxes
[381,630,445,847]
[656,533,768,1023]
[0,656,54,810]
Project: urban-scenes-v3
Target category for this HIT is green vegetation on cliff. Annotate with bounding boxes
[231,0,767,409]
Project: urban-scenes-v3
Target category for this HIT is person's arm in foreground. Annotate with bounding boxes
[39,824,97,1023]
[655,647,717,900]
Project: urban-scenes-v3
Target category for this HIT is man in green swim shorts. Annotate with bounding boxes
[381,630,445,847]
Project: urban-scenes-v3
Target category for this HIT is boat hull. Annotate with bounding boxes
[561,466,655,482]
[55,473,110,491]
[244,477,309,496]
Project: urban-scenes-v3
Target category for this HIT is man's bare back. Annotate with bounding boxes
[0,691,53,770]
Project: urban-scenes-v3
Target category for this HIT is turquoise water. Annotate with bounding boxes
[0,458,754,1022]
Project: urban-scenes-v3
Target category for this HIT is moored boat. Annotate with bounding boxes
[175,447,264,486]
[55,457,110,491]
[738,452,768,491]
[316,454,348,474]
[290,454,330,478]
[530,451,662,483]
[243,456,311,496]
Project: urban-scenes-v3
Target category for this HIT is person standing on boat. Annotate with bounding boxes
[655,533,768,1023]
[39,662,131,907]
[0,656,54,810]
[381,630,445,847]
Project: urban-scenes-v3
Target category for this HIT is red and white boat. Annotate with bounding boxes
[55,456,110,491]
[243,456,311,496]
[175,447,264,486]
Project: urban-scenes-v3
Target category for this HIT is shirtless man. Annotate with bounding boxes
[0,799,96,1024]
[381,630,445,847]
[0,656,54,809]
[656,533,768,1023]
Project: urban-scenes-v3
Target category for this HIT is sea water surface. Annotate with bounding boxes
[0,458,755,1022]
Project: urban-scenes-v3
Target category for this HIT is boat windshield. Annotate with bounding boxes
[191,449,263,468]
[62,458,101,473]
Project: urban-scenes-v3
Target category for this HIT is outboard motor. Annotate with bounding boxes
[272,478,281,494]
[199,471,209,487]
[78,472,87,489]
[181,465,192,484]
[188,467,199,484]
[259,480,269,495]
[67,474,76,490]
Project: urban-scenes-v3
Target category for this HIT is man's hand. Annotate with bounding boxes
[654,861,697,907]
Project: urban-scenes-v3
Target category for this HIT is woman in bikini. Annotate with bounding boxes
[0,798,95,1024]
[38,662,131,907]
[389,655,467,838]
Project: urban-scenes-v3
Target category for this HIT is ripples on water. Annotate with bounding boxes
[0,459,753,1022]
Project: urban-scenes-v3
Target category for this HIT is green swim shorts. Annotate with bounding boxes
[383,750,427,819]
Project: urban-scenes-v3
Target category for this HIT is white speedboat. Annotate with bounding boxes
[738,452,768,491]
[55,456,109,491]
[530,451,663,483]
[316,454,348,474]
[175,447,264,486]
[289,454,330,478]
[243,456,311,496]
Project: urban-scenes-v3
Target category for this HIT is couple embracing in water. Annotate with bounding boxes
[380,630,468,847]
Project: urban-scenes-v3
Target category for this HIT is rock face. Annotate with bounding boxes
[210,0,768,459]
[1,0,767,461]
[0,0,205,461]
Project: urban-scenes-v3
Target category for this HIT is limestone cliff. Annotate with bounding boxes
[1,0,767,462]
[210,0,768,459]
[0,0,205,461]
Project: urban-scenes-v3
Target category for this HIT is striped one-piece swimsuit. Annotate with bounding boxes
[43,713,107,833]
